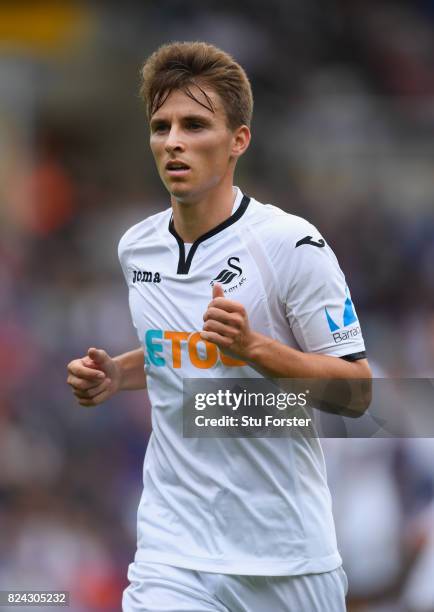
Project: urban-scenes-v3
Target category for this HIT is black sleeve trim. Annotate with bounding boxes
[340,351,367,362]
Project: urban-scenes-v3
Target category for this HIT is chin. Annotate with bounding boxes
[168,183,198,202]
[170,189,191,202]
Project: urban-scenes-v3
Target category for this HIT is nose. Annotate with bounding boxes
[165,126,185,154]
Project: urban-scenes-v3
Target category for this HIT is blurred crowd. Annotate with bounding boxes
[0,1,433,610]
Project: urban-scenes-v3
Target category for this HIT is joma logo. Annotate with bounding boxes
[133,270,161,284]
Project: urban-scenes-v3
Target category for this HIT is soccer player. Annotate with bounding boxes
[67,42,371,611]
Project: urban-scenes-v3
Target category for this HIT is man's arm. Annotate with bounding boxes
[67,347,146,407]
[239,333,371,418]
[241,333,371,380]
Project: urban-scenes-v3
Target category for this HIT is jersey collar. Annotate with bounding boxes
[168,191,251,275]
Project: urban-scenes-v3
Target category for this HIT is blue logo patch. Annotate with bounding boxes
[325,292,358,332]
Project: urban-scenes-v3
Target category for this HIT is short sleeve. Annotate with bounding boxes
[281,223,366,359]
[118,231,131,284]
[117,228,140,339]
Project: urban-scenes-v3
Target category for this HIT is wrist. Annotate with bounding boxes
[112,348,146,391]
[112,355,125,391]
[244,332,273,363]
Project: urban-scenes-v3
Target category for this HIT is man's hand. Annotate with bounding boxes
[67,348,122,406]
[201,284,259,361]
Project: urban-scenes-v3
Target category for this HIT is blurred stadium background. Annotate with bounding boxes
[0,1,433,610]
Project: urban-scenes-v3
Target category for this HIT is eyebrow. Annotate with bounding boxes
[183,114,212,123]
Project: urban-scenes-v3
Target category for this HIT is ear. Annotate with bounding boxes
[231,125,251,159]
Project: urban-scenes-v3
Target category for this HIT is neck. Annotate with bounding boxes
[171,179,236,243]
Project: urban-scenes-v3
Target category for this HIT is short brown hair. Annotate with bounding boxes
[140,41,253,130]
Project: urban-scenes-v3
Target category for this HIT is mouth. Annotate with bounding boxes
[165,160,191,177]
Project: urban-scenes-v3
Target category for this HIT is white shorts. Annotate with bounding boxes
[122,561,348,612]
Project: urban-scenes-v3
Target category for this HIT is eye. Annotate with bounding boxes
[152,122,169,133]
[187,121,204,131]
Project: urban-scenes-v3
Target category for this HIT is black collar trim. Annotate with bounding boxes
[168,195,250,275]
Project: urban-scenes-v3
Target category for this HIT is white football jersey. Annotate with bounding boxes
[118,187,366,576]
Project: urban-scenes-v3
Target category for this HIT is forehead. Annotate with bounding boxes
[151,86,225,121]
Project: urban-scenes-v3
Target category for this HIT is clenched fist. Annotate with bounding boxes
[67,347,121,406]
[201,283,260,361]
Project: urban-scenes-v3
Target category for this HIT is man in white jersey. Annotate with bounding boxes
[67,41,371,611]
